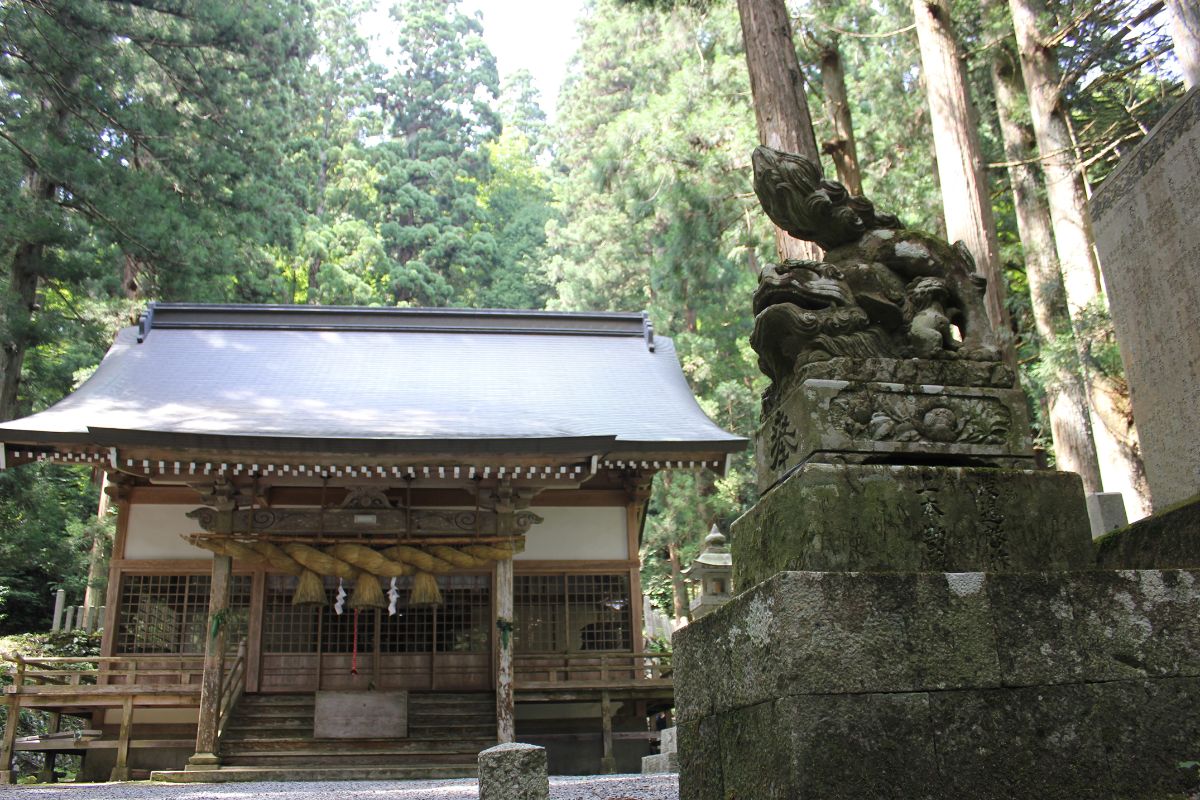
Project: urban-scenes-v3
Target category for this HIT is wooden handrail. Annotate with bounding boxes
[216,640,247,742]
[513,650,673,683]
[10,655,204,665]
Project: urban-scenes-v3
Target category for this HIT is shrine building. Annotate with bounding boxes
[0,304,744,781]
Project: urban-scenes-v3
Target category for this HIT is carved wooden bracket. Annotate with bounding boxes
[186,505,543,537]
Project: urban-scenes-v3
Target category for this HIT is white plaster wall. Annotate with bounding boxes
[517,506,627,561]
[122,503,627,561]
[124,504,210,559]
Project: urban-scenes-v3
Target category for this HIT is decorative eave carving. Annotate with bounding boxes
[186,506,543,536]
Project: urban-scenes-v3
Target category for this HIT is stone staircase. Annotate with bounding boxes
[152,692,496,782]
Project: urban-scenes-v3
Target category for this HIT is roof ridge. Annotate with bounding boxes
[138,303,655,349]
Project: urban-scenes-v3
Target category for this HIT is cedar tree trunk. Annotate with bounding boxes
[991,44,1103,492]
[667,540,690,624]
[1166,0,1200,88]
[737,0,822,261]
[818,42,864,195]
[1008,0,1151,517]
[911,0,1011,341]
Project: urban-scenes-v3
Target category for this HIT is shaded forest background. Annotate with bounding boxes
[0,0,1186,629]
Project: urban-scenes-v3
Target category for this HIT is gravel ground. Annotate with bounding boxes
[0,774,678,800]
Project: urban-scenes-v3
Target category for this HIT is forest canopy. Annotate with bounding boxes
[0,0,1188,628]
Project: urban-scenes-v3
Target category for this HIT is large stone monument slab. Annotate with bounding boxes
[674,145,1200,800]
[1091,87,1200,510]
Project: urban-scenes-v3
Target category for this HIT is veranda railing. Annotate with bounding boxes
[514,650,672,685]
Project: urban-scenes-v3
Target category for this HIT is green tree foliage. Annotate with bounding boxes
[0,0,1188,633]
[288,0,388,305]
[371,0,501,305]
[0,465,96,633]
[546,1,768,617]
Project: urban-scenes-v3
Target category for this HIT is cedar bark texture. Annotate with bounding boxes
[1166,0,1200,88]
[1008,0,1151,517]
[991,44,1102,493]
[737,0,822,262]
[819,43,863,196]
[911,0,1010,341]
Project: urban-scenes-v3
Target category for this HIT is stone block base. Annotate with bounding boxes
[674,569,1200,800]
[733,463,1093,589]
[641,752,679,774]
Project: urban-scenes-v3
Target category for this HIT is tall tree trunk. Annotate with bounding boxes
[0,161,50,422]
[308,97,334,305]
[818,41,863,195]
[736,0,822,261]
[0,241,42,422]
[1166,0,1200,88]
[83,471,112,612]
[911,0,1010,341]
[991,43,1102,493]
[667,541,690,624]
[1008,0,1151,517]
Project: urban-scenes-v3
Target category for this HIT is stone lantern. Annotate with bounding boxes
[682,525,733,620]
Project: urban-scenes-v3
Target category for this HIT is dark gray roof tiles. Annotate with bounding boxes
[0,305,746,459]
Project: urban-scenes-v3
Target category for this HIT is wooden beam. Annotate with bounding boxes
[0,684,20,784]
[35,711,60,783]
[496,555,515,744]
[100,494,132,662]
[245,568,265,693]
[189,554,230,769]
[109,696,133,781]
[600,690,615,774]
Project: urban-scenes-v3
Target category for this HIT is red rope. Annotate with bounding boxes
[351,607,359,675]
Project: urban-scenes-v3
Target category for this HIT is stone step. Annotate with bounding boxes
[408,725,496,738]
[227,716,315,728]
[222,726,316,740]
[238,694,314,705]
[221,751,481,767]
[222,737,495,754]
[151,764,478,783]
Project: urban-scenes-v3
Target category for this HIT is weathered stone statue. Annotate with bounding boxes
[748,146,1034,491]
[750,145,997,387]
[673,148,1200,800]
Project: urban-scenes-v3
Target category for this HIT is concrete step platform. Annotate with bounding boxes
[222,751,480,767]
[151,764,478,783]
[223,737,495,753]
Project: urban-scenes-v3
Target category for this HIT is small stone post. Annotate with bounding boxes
[62,606,75,633]
[51,590,66,632]
[479,742,549,800]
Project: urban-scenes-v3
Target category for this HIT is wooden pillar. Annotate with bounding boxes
[109,697,133,781]
[0,657,23,785]
[189,553,231,769]
[600,690,615,774]
[496,555,515,744]
[36,712,61,783]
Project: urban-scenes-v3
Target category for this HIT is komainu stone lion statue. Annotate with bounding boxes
[750,146,999,396]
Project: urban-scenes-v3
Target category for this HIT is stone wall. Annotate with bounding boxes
[1095,493,1200,569]
[674,569,1200,799]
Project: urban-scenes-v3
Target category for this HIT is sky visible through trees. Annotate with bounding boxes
[0,0,1189,629]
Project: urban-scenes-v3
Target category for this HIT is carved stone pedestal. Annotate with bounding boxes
[734,462,1093,590]
[756,357,1034,490]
